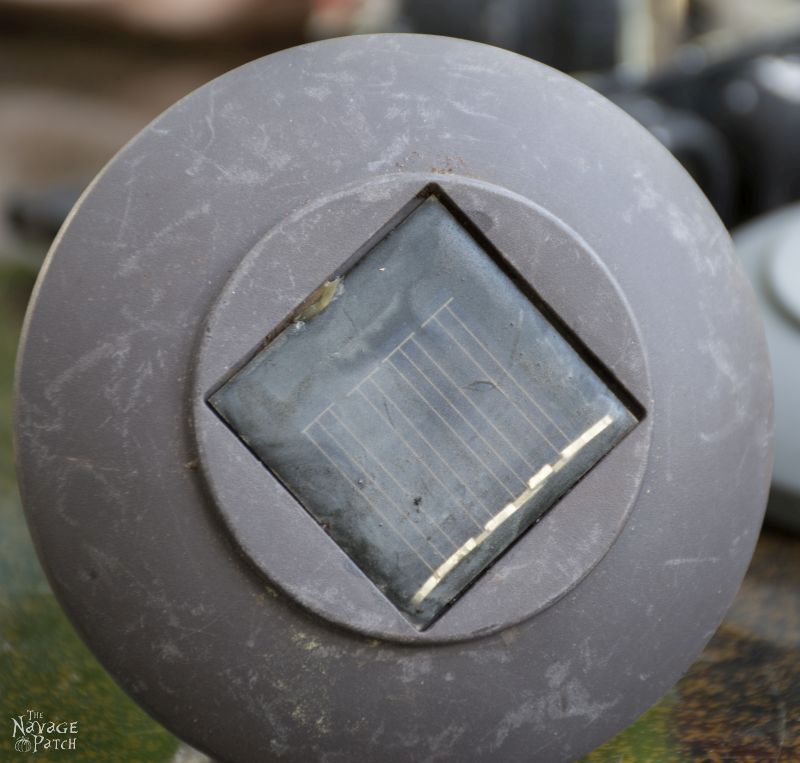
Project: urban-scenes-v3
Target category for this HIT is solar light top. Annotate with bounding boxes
[15,35,772,762]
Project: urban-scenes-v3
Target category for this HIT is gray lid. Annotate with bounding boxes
[735,204,799,529]
[14,35,772,762]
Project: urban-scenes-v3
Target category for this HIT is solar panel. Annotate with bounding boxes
[209,194,639,629]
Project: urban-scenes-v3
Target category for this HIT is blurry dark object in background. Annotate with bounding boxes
[610,92,737,224]
[735,203,800,534]
[400,1,800,231]
[6,184,84,245]
[0,0,311,41]
[604,34,800,229]
[0,0,314,268]
[399,0,620,73]
[307,0,398,38]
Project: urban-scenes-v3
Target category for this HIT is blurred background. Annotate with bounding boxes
[1,1,799,760]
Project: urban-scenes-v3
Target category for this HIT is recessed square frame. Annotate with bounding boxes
[206,185,643,630]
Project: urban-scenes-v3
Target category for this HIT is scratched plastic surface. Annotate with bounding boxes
[4,266,798,760]
[209,196,639,628]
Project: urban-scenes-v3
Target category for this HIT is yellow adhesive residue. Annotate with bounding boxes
[296,278,341,322]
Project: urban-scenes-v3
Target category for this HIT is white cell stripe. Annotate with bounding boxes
[410,414,614,607]
[383,329,418,365]
[444,304,569,441]
[303,428,438,573]
[323,410,460,553]
[426,314,560,454]
[420,296,454,328]
[397,347,526,490]
[347,366,381,399]
[386,357,516,499]
[301,402,334,435]
[551,416,613,473]
[356,386,484,531]
[409,335,537,477]
[367,374,495,519]
[310,419,447,563]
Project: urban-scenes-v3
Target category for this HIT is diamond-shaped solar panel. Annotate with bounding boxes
[208,194,640,629]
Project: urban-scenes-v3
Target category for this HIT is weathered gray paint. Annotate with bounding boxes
[14,35,771,762]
